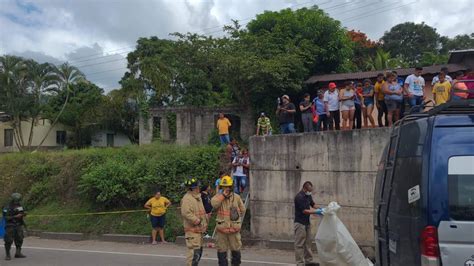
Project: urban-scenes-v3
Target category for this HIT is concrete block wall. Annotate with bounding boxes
[249,128,390,249]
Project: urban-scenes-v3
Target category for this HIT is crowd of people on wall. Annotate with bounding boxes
[264,67,474,134]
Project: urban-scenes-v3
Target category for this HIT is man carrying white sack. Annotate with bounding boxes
[294,181,324,266]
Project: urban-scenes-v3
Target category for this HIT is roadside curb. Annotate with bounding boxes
[100,234,150,243]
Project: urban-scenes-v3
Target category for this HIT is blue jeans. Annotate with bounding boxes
[408,95,423,107]
[280,123,296,134]
[316,114,328,131]
[219,134,230,145]
[233,175,247,194]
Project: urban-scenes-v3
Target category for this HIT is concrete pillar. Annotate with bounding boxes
[160,116,170,141]
[194,114,203,144]
[176,112,191,145]
[139,115,153,146]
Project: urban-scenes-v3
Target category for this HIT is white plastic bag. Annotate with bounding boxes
[315,202,373,266]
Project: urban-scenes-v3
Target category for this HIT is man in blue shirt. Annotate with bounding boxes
[313,90,328,131]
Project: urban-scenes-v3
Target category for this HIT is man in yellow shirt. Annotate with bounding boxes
[216,112,231,145]
[144,189,171,244]
[432,72,452,106]
[374,73,388,127]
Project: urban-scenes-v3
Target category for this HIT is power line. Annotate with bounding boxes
[65,1,331,63]
[341,1,417,23]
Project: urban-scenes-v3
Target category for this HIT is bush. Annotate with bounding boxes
[0,143,221,209]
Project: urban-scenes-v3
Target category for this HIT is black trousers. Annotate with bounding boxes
[377,100,388,127]
[353,104,362,129]
[328,110,340,130]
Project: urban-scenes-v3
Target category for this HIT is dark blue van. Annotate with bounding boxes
[374,100,474,266]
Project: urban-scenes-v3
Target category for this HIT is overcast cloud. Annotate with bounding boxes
[1,0,472,91]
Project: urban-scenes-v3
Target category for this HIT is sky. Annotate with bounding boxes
[1,0,473,91]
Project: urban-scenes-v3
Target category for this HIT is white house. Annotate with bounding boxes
[0,117,71,153]
[91,130,132,148]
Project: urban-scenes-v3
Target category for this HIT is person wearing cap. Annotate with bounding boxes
[211,175,245,266]
[256,112,272,136]
[299,93,314,132]
[181,177,208,266]
[324,82,340,130]
[276,95,296,134]
[3,193,27,260]
[313,90,328,131]
[144,189,171,244]
[404,67,426,109]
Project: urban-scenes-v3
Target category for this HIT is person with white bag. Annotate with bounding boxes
[294,181,324,266]
[315,202,373,266]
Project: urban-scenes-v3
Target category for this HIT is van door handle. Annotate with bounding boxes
[449,225,457,229]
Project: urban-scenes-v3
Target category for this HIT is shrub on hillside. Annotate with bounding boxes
[0,144,221,208]
[78,145,220,207]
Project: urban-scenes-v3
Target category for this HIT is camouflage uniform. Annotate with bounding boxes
[3,193,26,261]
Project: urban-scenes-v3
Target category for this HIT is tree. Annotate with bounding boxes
[101,89,139,144]
[24,60,57,148]
[35,63,85,150]
[0,55,29,150]
[47,81,104,148]
[381,22,440,64]
[440,33,474,54]
[366,49,409,71]
[347,30,380,71]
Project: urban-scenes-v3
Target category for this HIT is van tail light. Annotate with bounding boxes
[421,226,440,257]
[421,226,440,266]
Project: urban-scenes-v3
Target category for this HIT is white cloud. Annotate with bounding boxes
[1,0,472,91]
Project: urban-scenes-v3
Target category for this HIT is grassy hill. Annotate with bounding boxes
[0,143,221,241]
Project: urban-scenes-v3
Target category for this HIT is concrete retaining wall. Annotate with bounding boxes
[249,128,390,251]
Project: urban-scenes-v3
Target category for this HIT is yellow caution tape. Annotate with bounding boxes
[27,206,181,218]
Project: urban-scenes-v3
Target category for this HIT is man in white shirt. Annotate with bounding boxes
[324,82,340,130]
[404,67,425,108]
[232,149,250,195]
[432,67,453,85]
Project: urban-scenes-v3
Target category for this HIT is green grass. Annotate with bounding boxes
[25,202,218,242]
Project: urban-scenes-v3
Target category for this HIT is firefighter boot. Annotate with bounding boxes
[217,251,228,266]
[14,247,26,258]
[192,247,203,266]
[231,250,241,266]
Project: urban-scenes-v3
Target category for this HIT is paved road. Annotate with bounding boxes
[0,237,300,266]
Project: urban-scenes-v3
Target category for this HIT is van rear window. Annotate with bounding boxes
[448,156,474,221]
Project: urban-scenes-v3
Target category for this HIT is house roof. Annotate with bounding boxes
[448,49,474,64]
[305,63,468,84]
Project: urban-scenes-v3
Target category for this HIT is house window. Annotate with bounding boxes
[4,129,13,147]
[56,131,66,145]
[106,134,114,147]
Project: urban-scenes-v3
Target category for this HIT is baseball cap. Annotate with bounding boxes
[282,95,290,100]
[328,82,337,89]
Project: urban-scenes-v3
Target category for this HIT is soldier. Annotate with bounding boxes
[2,193,27,261]
[211,175,245,266]
[181,177,208,266]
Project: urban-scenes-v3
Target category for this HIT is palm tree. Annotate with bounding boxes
[0,55,28,150]
[366,49,409,71]
[35,62,85,150]
[24,60,58,148]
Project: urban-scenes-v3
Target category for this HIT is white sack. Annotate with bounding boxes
[315,202,373,266]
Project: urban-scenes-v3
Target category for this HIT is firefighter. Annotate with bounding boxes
[211,175,245,266]
[181,177,208,266]
[2,193,27,261]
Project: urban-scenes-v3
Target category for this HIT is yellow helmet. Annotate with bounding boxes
[219,175,233,187]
